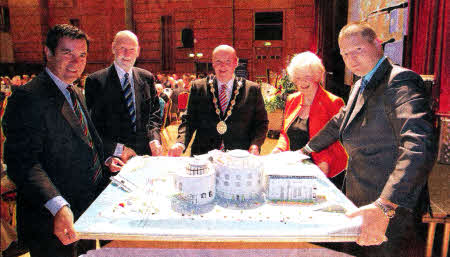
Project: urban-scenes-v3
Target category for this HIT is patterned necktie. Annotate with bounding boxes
[67,85,103,184]
[123,73,136,131]
[218,83,228,151]
[219,83,228,113]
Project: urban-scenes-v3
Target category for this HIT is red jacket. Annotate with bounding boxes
[275,86,348,178]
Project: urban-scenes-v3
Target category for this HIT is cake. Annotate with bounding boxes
[212,150,264,201]
[263,154,321,203]
[173,159,216,205]
[266,175,317,202]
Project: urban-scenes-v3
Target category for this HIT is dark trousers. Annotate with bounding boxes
[27,236,96,257]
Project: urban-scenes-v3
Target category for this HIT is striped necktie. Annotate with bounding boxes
[67,85,103,184]
[218,83,228,151]
[219,83,228,113]
[123,73,136,132]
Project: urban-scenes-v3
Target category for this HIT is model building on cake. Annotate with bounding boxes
[212,150,264,201]
[266,175,317,202]
[172,150,322,205]
[173,159,215,205]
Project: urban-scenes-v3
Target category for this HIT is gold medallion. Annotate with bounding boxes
[217,121,227,135]
[208,76,244,136]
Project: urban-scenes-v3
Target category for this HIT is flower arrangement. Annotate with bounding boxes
[263,72,297,113]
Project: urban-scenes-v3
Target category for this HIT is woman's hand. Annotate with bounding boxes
[271,147,282,154]
[317,162,329,176]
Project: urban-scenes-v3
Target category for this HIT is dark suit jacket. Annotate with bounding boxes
[308,59,436,214]
[177,77,268,155]
[3,71,108,245]
[85,65,161,156]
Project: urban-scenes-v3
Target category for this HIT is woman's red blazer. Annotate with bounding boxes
[274,86,348,178]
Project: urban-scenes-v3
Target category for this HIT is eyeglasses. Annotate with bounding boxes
[213,59,234,66]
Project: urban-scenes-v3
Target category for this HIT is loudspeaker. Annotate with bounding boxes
[181,28,194,48]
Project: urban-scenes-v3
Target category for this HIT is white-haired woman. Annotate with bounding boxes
[272,51,348,187]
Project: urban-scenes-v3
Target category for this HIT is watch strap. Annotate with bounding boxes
[374,199,396,219]
[302,144,315,155]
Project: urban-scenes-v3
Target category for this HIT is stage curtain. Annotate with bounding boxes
[409,0,448,114]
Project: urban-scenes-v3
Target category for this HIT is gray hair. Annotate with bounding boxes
[155,83,163,93]
[113,30,139,46]
[286,51,325,83]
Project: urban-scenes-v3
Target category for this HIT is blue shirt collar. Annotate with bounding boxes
[363,56,386,83]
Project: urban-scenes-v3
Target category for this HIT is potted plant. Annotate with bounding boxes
[262,73,297,138]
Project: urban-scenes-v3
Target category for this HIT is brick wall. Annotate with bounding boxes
[7,0,316,80]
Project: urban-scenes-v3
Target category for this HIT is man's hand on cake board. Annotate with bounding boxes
[54,206,79,245]
[106,157,125,172]
[149,140,163,156]
[248,145,259,155]
[346,198,396,246]
[121,146,137,163]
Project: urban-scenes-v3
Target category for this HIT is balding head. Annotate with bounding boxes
[212,45,238,83]
[112,30,140,72]
[113,30,139,46]
[212,45,237,58]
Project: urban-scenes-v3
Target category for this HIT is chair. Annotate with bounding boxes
[422,162,449,257]
[178,92,189,113]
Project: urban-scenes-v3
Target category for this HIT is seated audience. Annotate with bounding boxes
[155,83,165,119]
[10,76,22,86]
[21,75,30,85]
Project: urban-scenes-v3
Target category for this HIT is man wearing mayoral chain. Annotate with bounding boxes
[169,45,268,156]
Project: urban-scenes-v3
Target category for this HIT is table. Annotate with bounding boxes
[75,155,361,246]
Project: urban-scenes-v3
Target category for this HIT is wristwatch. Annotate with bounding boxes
[374,199,396,219]
[301,144,315,156]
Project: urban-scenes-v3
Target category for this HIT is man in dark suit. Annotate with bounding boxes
[85,30,162,160]
[2,24,123,257]
[169,45,268,156]
[303,22,436,256]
